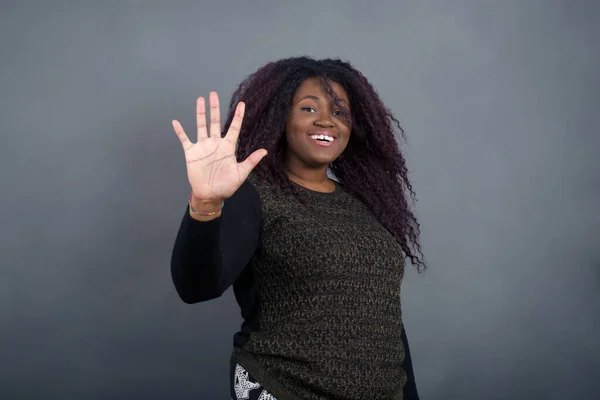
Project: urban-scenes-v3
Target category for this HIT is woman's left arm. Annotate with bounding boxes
[401,325,420,399]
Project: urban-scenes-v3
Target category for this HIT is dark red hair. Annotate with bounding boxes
[223,56,425,271]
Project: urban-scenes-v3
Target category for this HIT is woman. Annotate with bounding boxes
[170,57,425,400]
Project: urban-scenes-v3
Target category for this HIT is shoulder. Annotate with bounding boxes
[224,176,263,219]
[236,176,260,199]
[245,172,280,201]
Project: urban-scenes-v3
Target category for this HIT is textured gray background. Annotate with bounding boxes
[1,1,599,399]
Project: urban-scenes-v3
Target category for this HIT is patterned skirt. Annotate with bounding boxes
[230,363,278,400]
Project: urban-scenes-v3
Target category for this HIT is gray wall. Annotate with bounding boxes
[1,1,598,399]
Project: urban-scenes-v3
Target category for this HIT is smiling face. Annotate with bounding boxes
[284,78,352,170]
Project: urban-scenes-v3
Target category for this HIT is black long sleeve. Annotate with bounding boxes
[401,326,420,399]
[170,180,263,304]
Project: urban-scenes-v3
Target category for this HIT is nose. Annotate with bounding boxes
[314,115,335,128]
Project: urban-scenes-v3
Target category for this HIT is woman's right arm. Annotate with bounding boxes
[170,179,262,304]
[169,92,267,304]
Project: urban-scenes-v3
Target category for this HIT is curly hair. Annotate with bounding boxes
[222,56,425,271]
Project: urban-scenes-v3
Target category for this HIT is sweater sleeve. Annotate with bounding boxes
[170,180,263,304]
[401,325,420,399]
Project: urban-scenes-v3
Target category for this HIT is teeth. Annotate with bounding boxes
[310,135,334,142]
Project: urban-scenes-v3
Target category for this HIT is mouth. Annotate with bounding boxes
[308,132,336,147]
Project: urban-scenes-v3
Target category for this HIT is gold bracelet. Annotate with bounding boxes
[188,194,224,216]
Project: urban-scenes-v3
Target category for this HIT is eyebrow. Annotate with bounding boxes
[298,95,349,105]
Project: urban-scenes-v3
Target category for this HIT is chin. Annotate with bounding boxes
[308,156,338,167]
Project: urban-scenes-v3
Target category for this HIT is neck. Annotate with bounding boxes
[284,159,333,192]
[286,167,329,185]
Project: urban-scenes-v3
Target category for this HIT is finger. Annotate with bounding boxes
[172,120,192,150]
[196,96,208,140]
[208,91,221,138]
[238,149,268,180]
[225,102,245,144]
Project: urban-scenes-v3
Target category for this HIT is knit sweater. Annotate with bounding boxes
[171,175,418,400]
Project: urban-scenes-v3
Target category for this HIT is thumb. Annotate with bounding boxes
[238,149,268,180]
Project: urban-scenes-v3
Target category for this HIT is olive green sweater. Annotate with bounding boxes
[171,175,412,399]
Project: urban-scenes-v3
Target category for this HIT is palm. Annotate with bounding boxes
[172,92,267,201]
[184,137,244,200]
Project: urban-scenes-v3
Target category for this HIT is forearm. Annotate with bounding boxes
[170,180,263,304]
[188,195,224,222]
[171,209,226,303]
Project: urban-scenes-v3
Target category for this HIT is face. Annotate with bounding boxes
[284,78,352,169]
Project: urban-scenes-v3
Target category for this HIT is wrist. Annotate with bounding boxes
[189,194,224,217]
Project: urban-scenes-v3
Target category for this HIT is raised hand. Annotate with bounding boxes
[172,92,267,203]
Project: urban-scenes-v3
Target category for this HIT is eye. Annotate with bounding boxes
[332,110,344,116]
[301,107,316,113]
